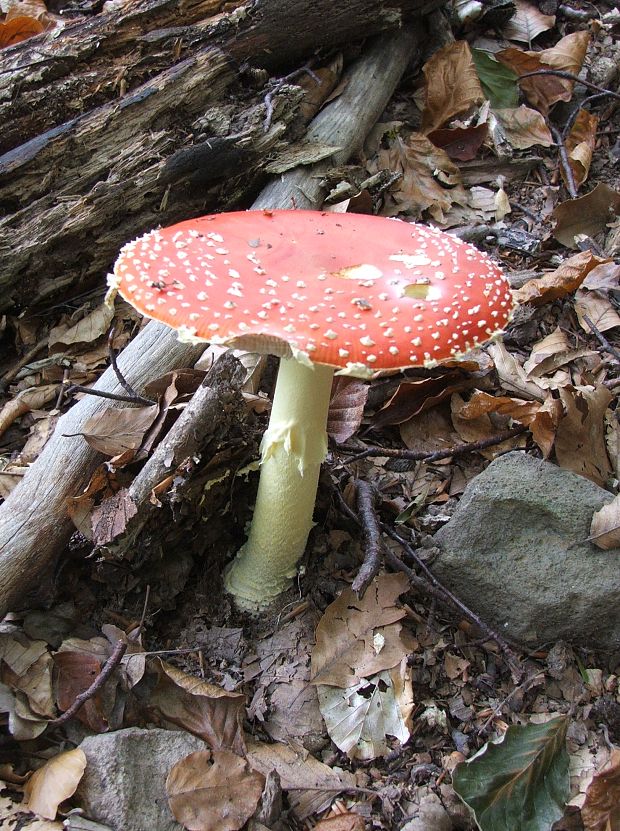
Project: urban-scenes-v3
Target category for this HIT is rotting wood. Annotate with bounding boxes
[0,0,442,311]
[0,26,422,618]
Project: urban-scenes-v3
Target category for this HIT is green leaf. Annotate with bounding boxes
[452,716,570,831]
[472,49,519,109]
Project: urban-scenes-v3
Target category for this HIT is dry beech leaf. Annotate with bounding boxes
[48,303,115,350]
[0,384,59,439]
[553,183,620,248]
[487,341,546,401]
[166,749,264,831]
[589,495,620,550]
[77,404,159,456]
[23,748,86,820]
[495,106,553,149]
[148,659,246,754]
[564,109,598,188]
[575,288,620,334]
[555,385,613,486]
[581,748,620,830]
[513,251,608,307]
[427,123,488,161]
[327,377,369,444]
[310,572,413,688]
[0,15,44,47]
[503,0,555,42]
[314,814,365,831]
[246,739,356,820]
[422,41,485,134]
[451,392,526,460]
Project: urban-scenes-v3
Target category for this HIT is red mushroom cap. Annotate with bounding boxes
[109,210,513,376]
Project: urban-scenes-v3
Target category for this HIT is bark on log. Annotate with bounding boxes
[0,0,442,310]
[0,26,421,617]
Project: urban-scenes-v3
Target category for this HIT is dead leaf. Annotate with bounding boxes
[555,385,613,485]
[495,106,553,149]
[327,377,369,444]
[581,748,620,830]
[314,814,365,831]
[77,404,159,456]
[48,303,115,350]
[298,55,343,122]
[23,749,86,820]
[0,384,59,439]
[575,288,620,334]
[427,123,488,161]
[148,660,246,754]
[310,573,413,687]
[450,392,526,459]
[0,15,44,47]
[247,739,356,820]
[422,41,485,134]
[91,488,138,546]
[317,661,414,760]
[513,251,608,306]
[487,341,544,400]
[553,183,620,248]
[589,495,620,550]
[0,789,62,830]
[53,643,112,732]
[503,0,555,42]
[166,749,264,831]
[564,109,598,188]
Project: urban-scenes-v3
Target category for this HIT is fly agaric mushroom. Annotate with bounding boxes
[108,210,513,611]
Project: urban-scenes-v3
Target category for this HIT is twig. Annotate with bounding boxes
[334,487,523,679]
[550,124,578,199]
[518,69,620,102]
[352,480,384,596]
[48,639,127,727]
[341,425,527,464]
[582,314,620,365]
[263,62,321,132]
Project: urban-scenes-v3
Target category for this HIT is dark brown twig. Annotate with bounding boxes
[518,70,620,102]
[352,480,384,596]
[263,62,321,132]
[341,425,527,464]
[549,124,578,199]
[48,639,127,727]
[582,313,620,365]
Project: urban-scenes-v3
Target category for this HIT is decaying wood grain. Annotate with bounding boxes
[0,26,421,618]
[0,0,441,310]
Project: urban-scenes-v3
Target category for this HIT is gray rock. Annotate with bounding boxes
[77,728,207,831]
[433,452,620,650]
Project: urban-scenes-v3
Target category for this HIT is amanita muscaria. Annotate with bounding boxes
[108,210,513,611]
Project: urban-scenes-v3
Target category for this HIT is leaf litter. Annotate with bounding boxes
[3,3,620,831]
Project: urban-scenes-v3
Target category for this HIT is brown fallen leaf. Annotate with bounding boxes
[512,250,608,307]
[148,660,246,754]
[421,41,485,134]
[0,15,44,47]
[427,123,488,161]
[166,749,264,831]
[495,106,553,149]
[575,288,620,334]
[555,385,613,486]
[23,748,86,820]
[503,0,555,42]
[314,813,365,831]
[589,495,620,550]
[0,384,59,439]
[581,748,620,831]
[450,392,527,459]
[327,377,369,444]
[48,303,115,350]
[77,404,159,457]
[310,573,413,688]
[553,183,620,248]
[564,109,598,189]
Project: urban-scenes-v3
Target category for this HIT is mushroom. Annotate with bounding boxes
[108,210,513,611]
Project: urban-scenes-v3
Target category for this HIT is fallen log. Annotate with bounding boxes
[0,26,421,617]
[0,0,441,310]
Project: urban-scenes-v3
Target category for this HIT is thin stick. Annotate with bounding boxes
[341,425,527,464]
[48,639,127,727]
[518,69,620,102]
[582,313,620,365]
[550,124,578,198]
[352,480,384,596]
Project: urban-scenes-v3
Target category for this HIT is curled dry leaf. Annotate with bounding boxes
[494,106,553,149]
[563,109,598,189]
[0,15,44,47]
[421,41,484,134]
[327,376,369,444]
[166,749,265,831]
[78,404,159,457]
[23,748,87,820]
[48,303,115,350]
[589,495,620,550]
[512,250,608,307]
[0,384,59,440]
[555,385,613,486]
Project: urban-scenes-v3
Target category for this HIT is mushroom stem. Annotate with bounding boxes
[224,357,335,611]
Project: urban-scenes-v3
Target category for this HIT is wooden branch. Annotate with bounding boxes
[0,25,422,617]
